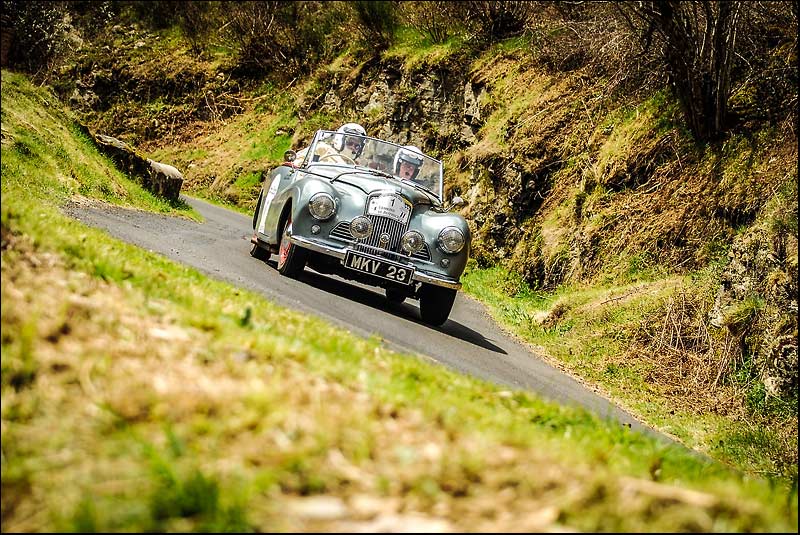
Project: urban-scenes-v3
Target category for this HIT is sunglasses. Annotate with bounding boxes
[345,139,363,150]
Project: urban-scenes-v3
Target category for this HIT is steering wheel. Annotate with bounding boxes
[318,153,356,165]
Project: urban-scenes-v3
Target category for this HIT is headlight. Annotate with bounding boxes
[437,226,465,254]
[308,193,336,220]
[350,216,373,239]
[400,230,425,255]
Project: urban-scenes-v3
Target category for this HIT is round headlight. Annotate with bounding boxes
[400,230,425,255]
[308,192,336,220]
[437,226,465,254]
[350,216,373,239]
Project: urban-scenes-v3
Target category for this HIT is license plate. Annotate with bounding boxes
[367,195,411,224]
[343,251,414,285]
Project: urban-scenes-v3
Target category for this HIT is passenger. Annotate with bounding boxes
[393,145,424,180]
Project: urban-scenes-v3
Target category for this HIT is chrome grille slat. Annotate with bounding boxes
[364,215,405,251]
[330,222,353,241]
[363,193,409,254]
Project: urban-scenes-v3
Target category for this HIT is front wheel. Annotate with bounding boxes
[277,215,307,278]
[418,284,457,326]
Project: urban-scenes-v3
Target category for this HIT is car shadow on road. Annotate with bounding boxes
[267,262,507,354]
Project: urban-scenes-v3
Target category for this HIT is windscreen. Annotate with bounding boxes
[304,130,444,199]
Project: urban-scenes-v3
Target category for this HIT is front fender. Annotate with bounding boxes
[262,172,339,246]
[416,211,471,277]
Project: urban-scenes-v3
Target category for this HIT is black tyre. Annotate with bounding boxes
[250,240,270,261]
[276,214,307,278]
[385,287,407,304]
[419,284,456,326]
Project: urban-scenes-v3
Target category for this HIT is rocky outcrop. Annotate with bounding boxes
[710,223,798,397]
[316,60,472,154]
[91,133,183,201]
[312,54,798,401]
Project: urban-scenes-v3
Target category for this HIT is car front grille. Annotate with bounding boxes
[330,221,354,242]
[363,214,406,251]
[329,220,432,262]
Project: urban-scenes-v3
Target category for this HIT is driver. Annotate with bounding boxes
[292,123,366,166]
[332,123,366,159]
[393,145,424,180]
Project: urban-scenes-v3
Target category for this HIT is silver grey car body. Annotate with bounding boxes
[250,130,470,326]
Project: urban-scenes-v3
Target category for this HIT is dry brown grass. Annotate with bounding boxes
[624,286,798,474]
[631,289,746,415]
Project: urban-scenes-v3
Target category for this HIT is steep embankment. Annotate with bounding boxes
[58,23,797,480]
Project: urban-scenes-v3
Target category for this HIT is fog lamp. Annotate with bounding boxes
[400,230,425,255]
[350,216,373,239]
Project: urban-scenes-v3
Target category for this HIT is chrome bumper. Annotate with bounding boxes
[289,235,462,290]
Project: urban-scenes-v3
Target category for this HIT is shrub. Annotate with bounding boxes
[399,1,462,44]
[217,1,349,80]
[2,0,74,78]
[350,0,398,52]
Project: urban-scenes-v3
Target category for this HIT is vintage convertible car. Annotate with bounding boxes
[249,129,470,326]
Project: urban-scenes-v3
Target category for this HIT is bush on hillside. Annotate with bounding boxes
[456,0,534,44]
[174,1,219,55]
[221,1,347,81]
[2,0,75,78]
[728,1,798,129]
[114,0,179,30]
[399,1,463,44]
[524,2,665,97]
[611,1,797,142]
[350,0,398,52]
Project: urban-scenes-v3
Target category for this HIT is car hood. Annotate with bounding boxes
[307,166,440,206]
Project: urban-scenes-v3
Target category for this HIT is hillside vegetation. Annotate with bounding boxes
[5,69,797,532]
[2,1,798,531]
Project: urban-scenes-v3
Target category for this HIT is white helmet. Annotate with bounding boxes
[393,145,424,180]
[332,122,366,157]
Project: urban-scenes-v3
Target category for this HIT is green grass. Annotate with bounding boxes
[2,69,798,532]
[1,71,199,220]
[145,82,304,211]
[242,126,293,162]
[383,26,469,74]
[460,263,798,484]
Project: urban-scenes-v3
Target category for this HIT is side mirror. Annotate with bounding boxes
[447,196,466,210]
[283,150,297,163]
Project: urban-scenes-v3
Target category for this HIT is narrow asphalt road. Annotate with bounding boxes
[64,195,680,446]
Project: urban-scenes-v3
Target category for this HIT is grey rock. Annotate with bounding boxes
[91,131,183,201]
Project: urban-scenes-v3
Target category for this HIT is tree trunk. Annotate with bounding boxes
[635,1,743,142]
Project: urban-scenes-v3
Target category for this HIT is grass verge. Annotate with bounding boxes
[461,264,798,484]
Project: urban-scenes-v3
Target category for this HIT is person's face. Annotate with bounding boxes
[344,137,362,156]
[399,161,417,179]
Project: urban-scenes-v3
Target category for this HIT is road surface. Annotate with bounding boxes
[64,195,681,446]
